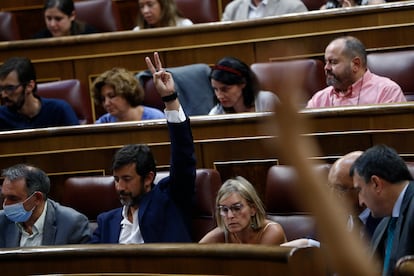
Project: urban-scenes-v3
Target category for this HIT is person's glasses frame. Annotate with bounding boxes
[329,183,359,196]
[217,203,244,217]
[0,84,23,95]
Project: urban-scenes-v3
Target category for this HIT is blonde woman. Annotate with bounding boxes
[200,176,286,244]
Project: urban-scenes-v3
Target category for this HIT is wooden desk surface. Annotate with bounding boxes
[1,102,414,172]
[0,243,325,276]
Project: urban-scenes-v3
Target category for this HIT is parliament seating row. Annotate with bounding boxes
[32,48,414,124]
[3,0,393,41]
[57,159,414,243]
[0,0,124,40]
[1,0,223,40]
[56,163,330,243]
[137,48,414,115]
[61,168,222,242]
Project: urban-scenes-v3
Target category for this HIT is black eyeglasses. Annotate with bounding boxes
[0,84,22,95]
[217,203,244,217]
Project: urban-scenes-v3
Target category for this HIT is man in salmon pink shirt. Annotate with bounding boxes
[306,36,406,108]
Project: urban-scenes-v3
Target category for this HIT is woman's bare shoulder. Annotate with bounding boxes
[199,227,225,243]
[260,220,287,245]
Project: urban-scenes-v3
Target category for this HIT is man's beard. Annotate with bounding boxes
[118,183,146,207]
[326,72,338,87]
[326,66,353,92]
[119,192,144,207]
[4,91,26,112]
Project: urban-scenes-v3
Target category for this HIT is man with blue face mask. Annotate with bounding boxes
[0,164,91,247]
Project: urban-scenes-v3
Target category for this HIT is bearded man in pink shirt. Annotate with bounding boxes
[306,36,406,108]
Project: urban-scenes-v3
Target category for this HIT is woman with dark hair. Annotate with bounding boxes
[209,57,278,115]
[33,0,98,38]
[133,0,192,30]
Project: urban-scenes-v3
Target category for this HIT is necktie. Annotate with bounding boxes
[382,217,398,276]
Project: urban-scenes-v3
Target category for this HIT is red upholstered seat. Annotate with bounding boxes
[265,164,331,241]
[75,0,123,32]
[367,50,414,101]
[37,79,94,124]
[251,59,326,108]
[175,0,220,23]
[301,0,327,10]
[61,176,120,221]
[0,11,21,41]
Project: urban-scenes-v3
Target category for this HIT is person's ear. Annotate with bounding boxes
[24,191,43,210]
[143,171,155,192]
[69,11,76,21]
[25,80,36,95]
[370,175,383,193]
[351,56,361,73]
[249,205,257,216]
[33,191,43,202]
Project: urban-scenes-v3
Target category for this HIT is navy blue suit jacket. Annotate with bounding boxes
[90,118,196,243]
[371,182,414,275]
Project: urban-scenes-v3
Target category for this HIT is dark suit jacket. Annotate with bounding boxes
[0,199,91,247]
[371,182,414,275]
[90,118,196,243]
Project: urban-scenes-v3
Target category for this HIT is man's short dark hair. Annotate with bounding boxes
[1,164,50,199]
[342,36,367,66]
[112,144,157,179]
[0,57,37,93]
[350,144,413,183]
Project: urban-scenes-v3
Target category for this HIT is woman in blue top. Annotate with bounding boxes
[92,67,165,123]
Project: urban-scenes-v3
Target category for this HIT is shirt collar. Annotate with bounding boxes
[358,208,371,224]
[120,205,138,225]
[249,0,267,9]
[392,182,409,217]
[16,201,47,235]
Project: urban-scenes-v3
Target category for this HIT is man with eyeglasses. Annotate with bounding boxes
[328,151,381,239]
[282,151,381,247]
[0,163,91,247]
[0,57,79,131]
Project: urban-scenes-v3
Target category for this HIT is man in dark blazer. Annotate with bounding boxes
[351,144,414,276]
[90,52,196,244]
[0,164,91,247]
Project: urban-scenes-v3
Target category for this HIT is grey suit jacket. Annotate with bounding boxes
[0,199,91,248]
[222,0,308,21]
[371,182,414,275]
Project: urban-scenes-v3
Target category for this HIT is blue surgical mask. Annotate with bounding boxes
[3,194,35,223]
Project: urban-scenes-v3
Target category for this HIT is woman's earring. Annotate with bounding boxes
[250,216,258,230]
